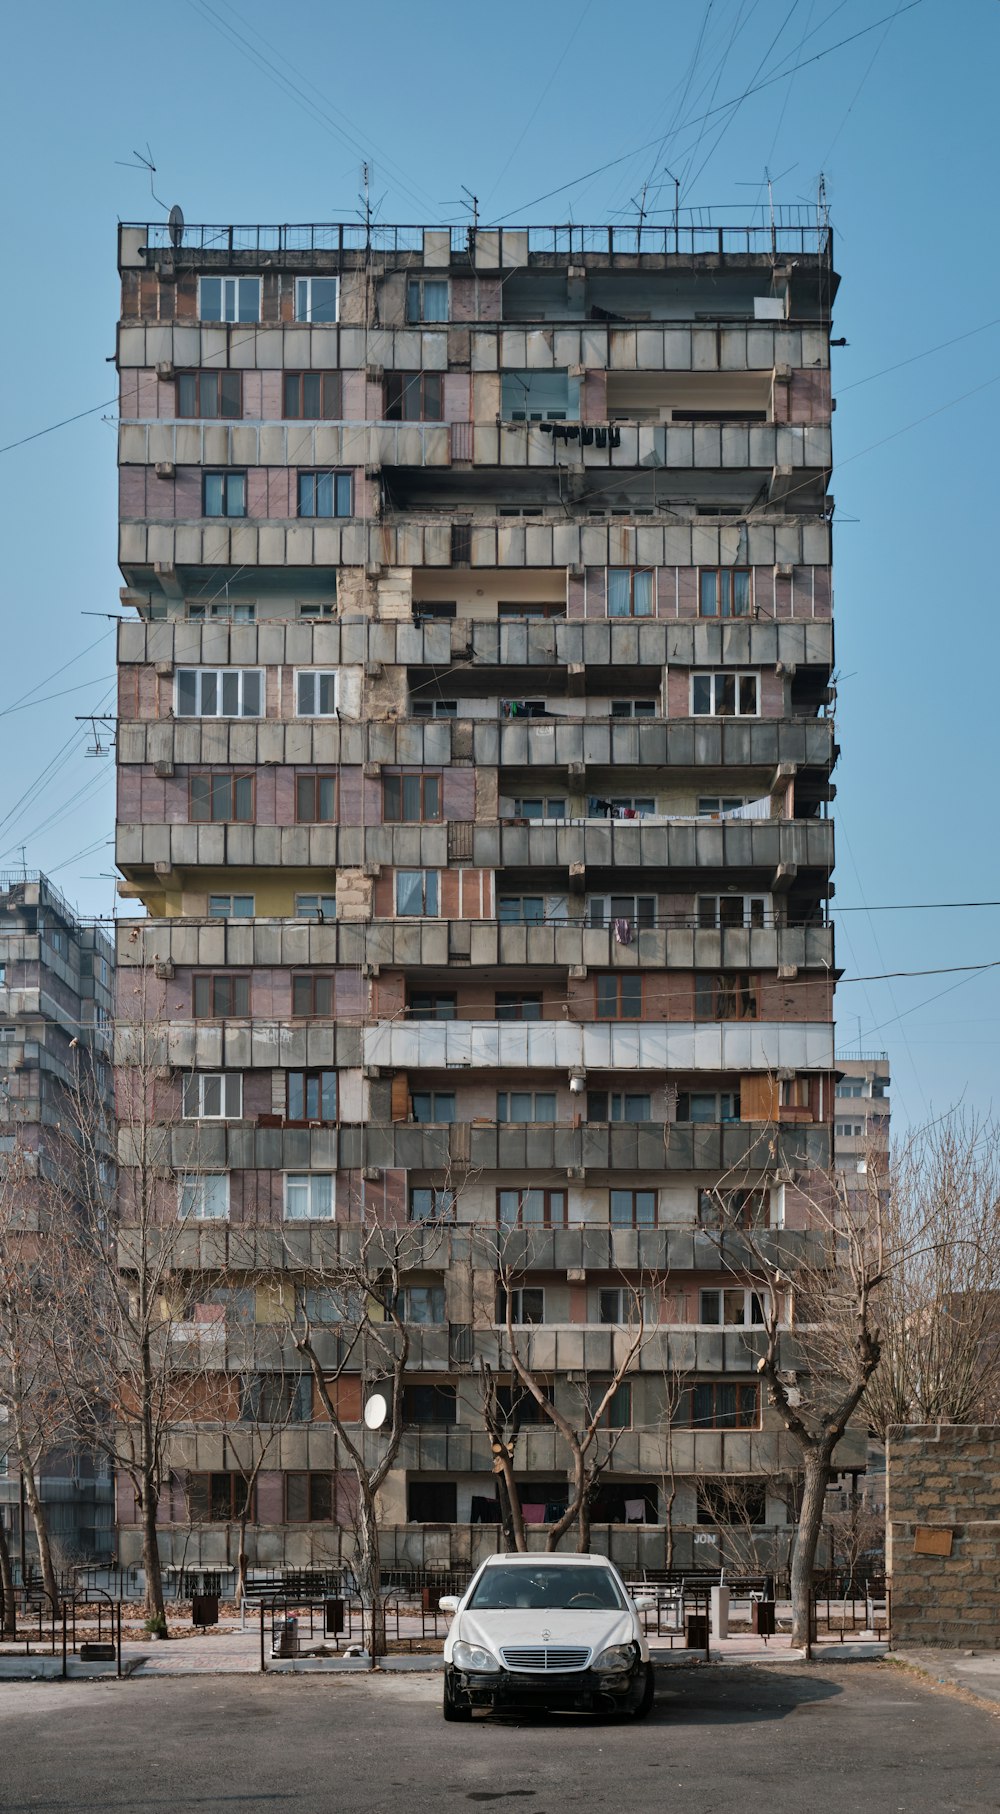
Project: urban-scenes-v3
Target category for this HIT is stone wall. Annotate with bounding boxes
[887,1424,1000,1648]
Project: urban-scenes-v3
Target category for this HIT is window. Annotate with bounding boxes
[286,1473,334,1521]
[699,569,752,618]
[595,974,642,1020]
[698,796,748,818]
[182,1073,242,1119]
[398,1286,446,1325]
[295,670,339,717]
[284,1173,335,1220]
[203,471,246,518]
[193,974,250,1017]
[409,992,456,1021]
[587,894,656,929]
[598,1288,652,1326]
[501,370,577,421]
[190,773,254,823]
[384,372,444,421]
[198,276,261,323]
[496,1286,545,1326]
[408,1479,458,1521]
[295,773,338,823]
[294,894,337,921]
[293,276,339,323]
[497,896,547,925]
[383,772,442,822]
[836,1081,864,1099]
[177,1174,229,1221]
[240,1375,311,1423]
[497,1188,567,1228]
[836,1120,864,1138]
[176,669,262,719]
[697,1479,766,1526]
[610,1189,657,1228]
[0,965,7,986]
[395,870,439,916]
[406,278,449,322]
[408,1187,456,1223]
[497,601,565,621]
[697,895,768,930]
[694,973,758,1021]
[501,698,547,718]
[283,372,342,419]
[208,894,255,919]
[592,795,656,818]
[679,1382,761,1430]
[286,1070,337,1123]
[292,974,335,1016]
[676,1090,740,1123]
[187,600,256,622]
[698,1187,770,1230]
[691,671,760,717]
[699,1287,765,1328]
[610,699,657,719]
[511,797,565,821]
[176,371,242,419]
[598,1381,632,1430]
[297,598,336,619]
[412,1092,456,1124]
[412,697,458,719]
[451,523,472,564]
[403,1384,457,1425]
[185,1472,251,1520]
[607,569,654,618]
[587,1092,651,1123]
[495,993,542,1022]
[297,472,352,518]
[780,1077,810,1109]
[413,601,457,624]
[496,1091,556,1123]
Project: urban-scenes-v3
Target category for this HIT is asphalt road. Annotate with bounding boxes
[0,1663,996,1814]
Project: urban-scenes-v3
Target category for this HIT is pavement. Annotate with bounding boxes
[0,1661,997,1813]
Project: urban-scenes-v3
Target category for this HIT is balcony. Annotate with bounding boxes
[364,1018,834,1073]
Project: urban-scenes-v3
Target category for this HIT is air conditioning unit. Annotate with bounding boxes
[153,961,174,981]
[567,1165,585,1181]
[363,1165,381,1183]
[775,561,793,578]
[154,660,173,678]
[155,461,176,480]
[153,760,174,779]
[155,360,175,380]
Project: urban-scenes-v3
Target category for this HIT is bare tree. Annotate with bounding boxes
[0,1134,62,1607]
[470,1356,528,1552]
[0,1409,18,1634]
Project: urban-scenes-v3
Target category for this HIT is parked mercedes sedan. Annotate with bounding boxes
[439,1553,656,1721]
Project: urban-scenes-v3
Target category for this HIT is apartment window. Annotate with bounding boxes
[699,569,752,618]
[698,796,748,818]
[176,669,262,719]
[409,992,456,1021]
[297,598,336,618]
[495,993,542,1022]
[190,773,254,823]
[286,1070,337,1123]
[699,1287,765,1328]
[691,672,760,717]
[610,1189,657,1228]
[781,1076,811,1109]
[607,569,653,618]
[192,974,250,1017]
[182,1073,242,1120]
[177,1174,229,1221]
[511,797,565,823]
[497,601,565,622]
[203,471,246,518]
[398,1286,446,1325]
[403,1384,457,1426]
[697,1480,767,1527]
[587,894,656,930]
[411,1092,456,1125]
[286,1473,334,1521]
[295,894,337,921]
[395,870,439,916]
[698,1187,770,1230]
[295,773,338,823]
[694,973,758,1021]
[240,1376,310,1424]
[496,1091,556,1124]
[414,601,457,624]
[383,772,442,822]
[587,1092,651,1123]
[595,974,642,1020]
[208,894,255,919]
[406,278,449,323]
[497,1188,567,1229]
[679,1381,761,1430]
[292,674,340,725]
[187,600,256,623]
[408,1187,455,1223]
[598,1288,651,1327]
[293,275,339,323]
[836,1081,864,1099]
[610,699,657,719]
[451,524,473,564]
[198,276,261,323]
[292,974,334,1016]
[697,895,768,930]
[283,371,342,419]
[836,1120,864,1137]
[297,472,352,518]
[597,1381,632,1430]
[497,897,547,925]
[593,795,655,818]
[496,1286,545,1326]
[284,1173,335,1220]
[176,371,242,419]
[412,698,458,719]
[676,1090,740,1123]
[185,1472,251,1520]
[384,372,444,421]
[501,369,577,421]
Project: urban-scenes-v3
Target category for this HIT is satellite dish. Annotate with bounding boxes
[168,205,184,250]
[364,1393,388,1430]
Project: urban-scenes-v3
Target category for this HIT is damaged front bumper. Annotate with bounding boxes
[446,1659,648,1714]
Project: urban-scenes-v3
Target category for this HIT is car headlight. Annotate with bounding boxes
[593,1644,635,1673]
[452,1640,500,1673]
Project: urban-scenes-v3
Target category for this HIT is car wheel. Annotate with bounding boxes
[443,1670,472,1722]
[631,1664,656,1720]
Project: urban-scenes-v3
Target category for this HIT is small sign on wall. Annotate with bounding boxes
[913,1526,954,1557]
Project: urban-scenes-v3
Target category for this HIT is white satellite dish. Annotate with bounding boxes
[364,1393,388,1430]
[168,204,184,250]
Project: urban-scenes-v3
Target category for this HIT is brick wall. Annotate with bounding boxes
[887,1424,1000,1647]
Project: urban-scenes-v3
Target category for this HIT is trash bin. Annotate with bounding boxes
[273,1615,298,1659]
[192,1593,219,1629]
[752,1599,776,1636]
[325,1597,345,1637]
[686,1613,709,1649]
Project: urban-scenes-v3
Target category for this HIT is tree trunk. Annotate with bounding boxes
[0,1507,16,1636]
[236,1511,250,1603]
[355,1485,384,1665]
[140,1472,167,1627]
[496,1452,526,1552]
[16,1435,59,1609]
[577,1474,593,1554]
[790,1446,831,1652]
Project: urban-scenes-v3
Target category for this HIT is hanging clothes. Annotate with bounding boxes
[612,918,633,945]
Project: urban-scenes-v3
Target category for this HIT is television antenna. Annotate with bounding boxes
[76,713,115,758]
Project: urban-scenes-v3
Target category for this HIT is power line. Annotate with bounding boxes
[837,900,1000,913]
[0,398,117,457]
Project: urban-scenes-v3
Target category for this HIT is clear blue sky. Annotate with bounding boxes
[2,0,998,1127]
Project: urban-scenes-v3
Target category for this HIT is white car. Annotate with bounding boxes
[439,1552,656,1721]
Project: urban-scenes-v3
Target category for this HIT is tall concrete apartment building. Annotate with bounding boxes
[113,214,854,1575]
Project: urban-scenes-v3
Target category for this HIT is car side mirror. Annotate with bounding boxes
[632,1593,655,1612]
[438,1595,460,1614]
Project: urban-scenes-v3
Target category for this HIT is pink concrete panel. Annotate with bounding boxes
[246,469,268,519]
[443,769,475,819]
[567,573,585,619]
[156,379,175,419]
[585,568,607,618]
[257,769,280,825]
[266,468,294,518]
[259,371,283,419]
[242,372,264,419]
[582,372,607,424]
[676,568,697,618]
[136,371,159,419]
[117,772,142,821]
[450,278,478,323]
[342,371,367,418]
[442,374,471,423]
[119,371,139,420]
[174,469,201,518]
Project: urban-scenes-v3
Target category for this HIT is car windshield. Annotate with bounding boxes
[468,1564,625,1611]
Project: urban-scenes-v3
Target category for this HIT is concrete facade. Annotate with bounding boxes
[887,1425,1000,1647]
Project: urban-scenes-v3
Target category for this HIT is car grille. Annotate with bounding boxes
[499,1646,592,1673]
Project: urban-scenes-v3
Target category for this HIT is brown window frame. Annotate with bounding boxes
[184,1471,252,1521]
[698,568,753,619]
[189,772,255,824]
[384,371,444,422]
[383,770,443,823]
[283,371,342,420]
[291,973,335,1017]
[677,1381,761,1431]
[610,1188,658,1228]
[595,974,643,1020]
[495,993,543,1022]
[698,1187,770,1231]
[694,972,759,1021]
[176,370,242,420]
[295,772,339,824]
[192,973,251,1018]
[286,1069,338,1125]
[496,1187,568,1229]
[284,1471,334,1522]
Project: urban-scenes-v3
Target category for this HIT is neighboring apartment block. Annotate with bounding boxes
[0,873,115,1573]
[113,214,858,1574]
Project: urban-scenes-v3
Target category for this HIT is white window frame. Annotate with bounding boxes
[498,1285,546,1325]
[177,1173,230,1220]
[293,275,340,324]
[182,1073,242,1119]
[511,796,566,821]
[586,893,657,929]
[697,795,750,818]
[208,894,255,919]
[198,275,261,323]
[835,1120,865,1138]
[406,277,449,323]
[294,893,337,922]
[283,1173,335,1221]
[175,669,263,719]
[395,870,439,917]
[690,670,761,717]
[697,893,771,930]
[295,669,339,717]
[698,1285,766,1328]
